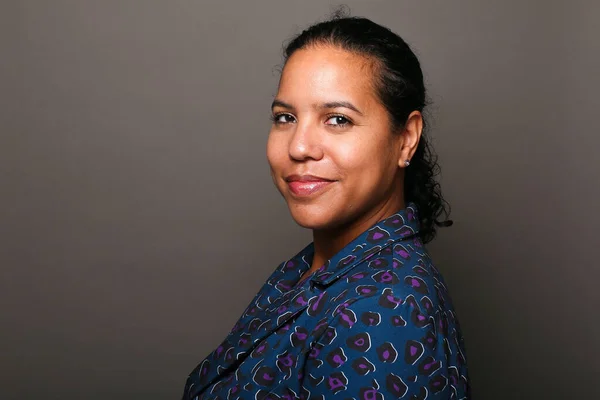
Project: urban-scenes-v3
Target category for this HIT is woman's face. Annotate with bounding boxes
[267,45,413,232]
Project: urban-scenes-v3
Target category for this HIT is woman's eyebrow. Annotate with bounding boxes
[317,101,364,116]
[270,99,364,116]
[271,99,294,111]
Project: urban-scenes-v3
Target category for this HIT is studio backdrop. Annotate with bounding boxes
[1,1,598,399]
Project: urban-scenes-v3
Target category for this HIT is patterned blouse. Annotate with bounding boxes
[182,204,470,399]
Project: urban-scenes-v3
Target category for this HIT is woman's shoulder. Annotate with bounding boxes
[306,244,469,397]
[325,241,458,325]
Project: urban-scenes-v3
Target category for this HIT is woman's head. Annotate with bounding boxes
[267,14,451,244]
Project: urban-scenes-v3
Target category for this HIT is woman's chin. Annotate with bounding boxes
[286,205,336,231]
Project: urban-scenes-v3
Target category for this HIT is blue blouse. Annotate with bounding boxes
[182,204,470,399]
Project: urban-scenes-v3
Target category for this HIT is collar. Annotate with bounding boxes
[291,203,422,289]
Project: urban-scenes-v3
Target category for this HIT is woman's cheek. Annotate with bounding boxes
[266,134,284,171]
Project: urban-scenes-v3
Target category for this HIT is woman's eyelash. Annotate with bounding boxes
[269,113,295,124]
[269,113,354,127]
[325,114,353,127]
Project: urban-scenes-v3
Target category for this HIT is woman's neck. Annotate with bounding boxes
[306,198,406,278]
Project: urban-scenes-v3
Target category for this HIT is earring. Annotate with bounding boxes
[404,159,410,167]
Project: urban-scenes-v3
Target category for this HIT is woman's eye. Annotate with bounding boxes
[325,115,351,126]
[272,113,295,124]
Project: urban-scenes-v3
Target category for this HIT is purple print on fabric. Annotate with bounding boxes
[181,204,469,400]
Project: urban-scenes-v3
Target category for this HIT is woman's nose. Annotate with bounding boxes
[288,121,324,161]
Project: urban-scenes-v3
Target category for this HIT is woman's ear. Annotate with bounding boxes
[397,111,423,168]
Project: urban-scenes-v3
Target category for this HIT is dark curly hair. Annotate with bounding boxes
[280,10,452,244]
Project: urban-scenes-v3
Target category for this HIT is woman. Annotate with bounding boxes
[182,15,470,400]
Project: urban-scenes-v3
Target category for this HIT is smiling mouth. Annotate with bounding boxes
[285,175,335,197]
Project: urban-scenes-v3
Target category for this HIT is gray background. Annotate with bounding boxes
[2,1,599,399]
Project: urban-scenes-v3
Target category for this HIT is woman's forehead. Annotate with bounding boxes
[277,46,378,107]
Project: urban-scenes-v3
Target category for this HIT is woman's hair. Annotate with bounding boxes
[281,10,452,244]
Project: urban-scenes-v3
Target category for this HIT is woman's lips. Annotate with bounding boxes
[285,175,335,197]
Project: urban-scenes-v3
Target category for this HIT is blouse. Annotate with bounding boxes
[182,203,470,399]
